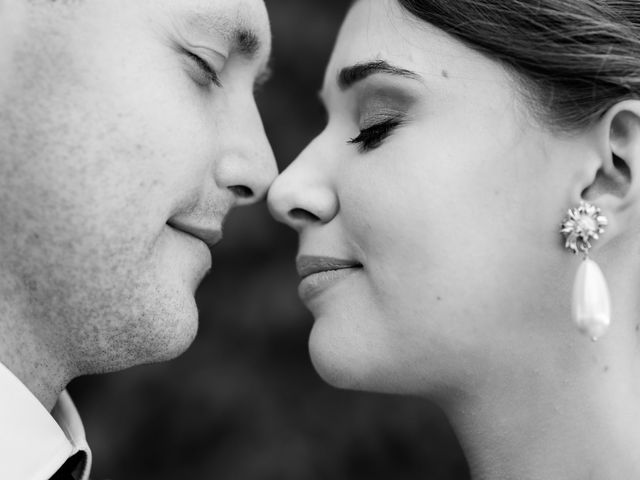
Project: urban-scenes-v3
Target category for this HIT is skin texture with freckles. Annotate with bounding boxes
[0,0,276,410]
[269,1,640,478]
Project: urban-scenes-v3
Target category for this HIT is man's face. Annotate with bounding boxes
[0,0,276,373]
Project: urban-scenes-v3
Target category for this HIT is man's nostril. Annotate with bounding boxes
[229,185,254,199]
[289,208,319,222]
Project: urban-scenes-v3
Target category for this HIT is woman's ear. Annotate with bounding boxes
[582,100,640,220]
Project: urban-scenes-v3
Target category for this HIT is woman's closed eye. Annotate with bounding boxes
[348,116,403,153]
[184,50,222,88]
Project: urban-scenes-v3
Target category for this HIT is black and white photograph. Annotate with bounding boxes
[1,1,639,479]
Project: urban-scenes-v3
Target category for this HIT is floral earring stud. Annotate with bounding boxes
[561,201,610,341]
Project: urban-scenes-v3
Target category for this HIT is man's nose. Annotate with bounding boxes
[214,100,277,206]
[267,140,339,232]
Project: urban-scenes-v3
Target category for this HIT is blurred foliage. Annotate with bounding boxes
[70,1,470,479]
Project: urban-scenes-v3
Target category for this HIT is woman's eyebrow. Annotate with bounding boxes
[338,60,422,90]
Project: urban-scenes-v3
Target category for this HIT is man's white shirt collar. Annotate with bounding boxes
[0,362,92,480]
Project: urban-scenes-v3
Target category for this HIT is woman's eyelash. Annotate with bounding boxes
[348,118,402,152]
[186,51,222,88]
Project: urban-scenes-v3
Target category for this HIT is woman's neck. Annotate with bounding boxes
[444,335,640,480]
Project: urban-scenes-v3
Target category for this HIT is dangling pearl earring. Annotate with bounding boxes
[560,202,610,341]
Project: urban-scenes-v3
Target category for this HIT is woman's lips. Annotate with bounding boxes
[296,255,362,302]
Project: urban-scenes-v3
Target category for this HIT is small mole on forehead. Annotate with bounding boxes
[441,70,449,78]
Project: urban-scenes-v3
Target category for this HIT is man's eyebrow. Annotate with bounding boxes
[235,28,261,58]
[338,60,422,89]
[184,13,264,60]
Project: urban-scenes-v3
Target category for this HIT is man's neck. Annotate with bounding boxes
[0,349,69,411]
[0,287,71,411]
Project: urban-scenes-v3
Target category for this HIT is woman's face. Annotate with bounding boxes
[268,0,591,397]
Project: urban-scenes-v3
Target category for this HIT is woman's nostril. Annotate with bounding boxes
[289,208,319,223]
[229,185,254,199]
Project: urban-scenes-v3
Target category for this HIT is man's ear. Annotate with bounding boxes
[582,100,640,223]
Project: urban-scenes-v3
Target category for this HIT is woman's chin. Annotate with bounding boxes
[308,319,409,394]
[307,319,362,389]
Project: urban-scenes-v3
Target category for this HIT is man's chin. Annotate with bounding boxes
[137,299,200,364]
[143,319,199,365]
[80,294,201,375]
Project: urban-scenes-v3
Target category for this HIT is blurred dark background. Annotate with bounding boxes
[70,1,470,478]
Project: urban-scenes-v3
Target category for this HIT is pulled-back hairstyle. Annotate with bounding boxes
[396,0,640,131]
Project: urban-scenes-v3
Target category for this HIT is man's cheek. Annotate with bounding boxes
[0,3,26,86]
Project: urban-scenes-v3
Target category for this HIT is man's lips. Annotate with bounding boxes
[166,220,222,248]
[296,255,362,279]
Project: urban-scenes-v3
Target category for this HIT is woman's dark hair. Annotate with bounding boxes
[396,0,640,131]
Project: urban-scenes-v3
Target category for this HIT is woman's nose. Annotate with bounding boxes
[267,147,339,231]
